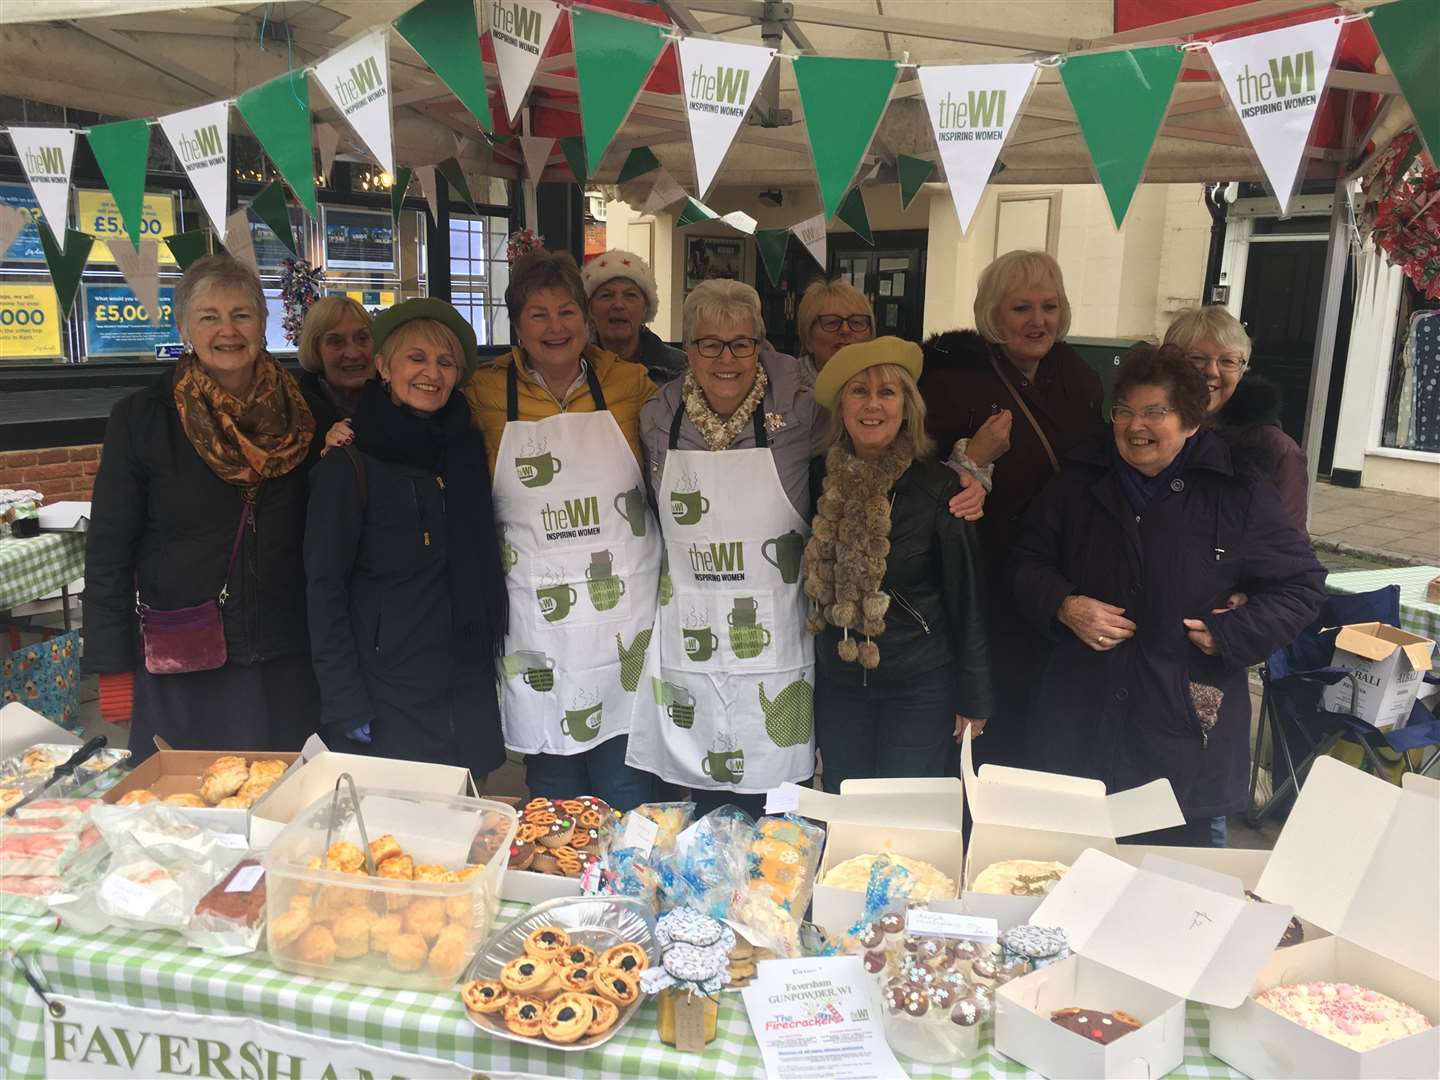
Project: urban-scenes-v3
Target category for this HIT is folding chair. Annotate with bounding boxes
[1246,584,1440,828]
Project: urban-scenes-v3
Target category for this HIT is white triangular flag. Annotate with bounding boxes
[8,127,75,247]
[110,239,161,326]
[678,37,775,200]
[314,29,396,174]
[490,0,564,124]
[520,135,555,181]
[792,212,827,270]
[316,123,341,182]
[720,210,757,235]
[640,168,687,214]
[159,101,231,237]
[918,63,1036,235]
[1209,17,1342,215]
[223,208,258,273]
[416,165,441,223]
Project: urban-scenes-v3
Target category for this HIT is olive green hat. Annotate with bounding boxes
[371,298,481,379]
[812,336,924,411]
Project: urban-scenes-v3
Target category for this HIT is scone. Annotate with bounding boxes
[247,759,287,785]
[426,936,468,980]
[402,897,447,943]
[369,834,404,865]
[291,925,337,966]
[162,793,206,808]
[201,755,247,778]
[369,913,405,954]
[200,765,248,805]
[331,908,376,960]
[217,795,252,809]
[269,902,311,948]
[386,932,427,972]
[325,841,366,873]
[117,788,159,806]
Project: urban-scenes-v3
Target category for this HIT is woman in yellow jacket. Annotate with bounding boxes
[461,249,660,810]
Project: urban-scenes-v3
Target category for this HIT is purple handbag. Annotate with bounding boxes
[137,504,249,675]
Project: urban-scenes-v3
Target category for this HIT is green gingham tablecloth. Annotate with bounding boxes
[0,533,85,612]
[1,902,1244,1080]
[1326,565,1440,642]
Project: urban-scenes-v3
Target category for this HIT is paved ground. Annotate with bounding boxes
[21,479,1435,853]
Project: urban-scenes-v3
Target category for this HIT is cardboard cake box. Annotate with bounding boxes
[1207,760,1440,1079]
[1320,622,1435,731]
[101,738,299,833]
[959,729,1185,928]
[781,776,966,938]
[996,848,1296,1079]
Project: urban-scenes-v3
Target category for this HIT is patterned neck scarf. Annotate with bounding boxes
[682,365,770,451]
[173,351,315,495]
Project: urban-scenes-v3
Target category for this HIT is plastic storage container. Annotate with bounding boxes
[262,785,517,990]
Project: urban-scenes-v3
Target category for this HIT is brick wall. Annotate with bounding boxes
[0,445,102,501]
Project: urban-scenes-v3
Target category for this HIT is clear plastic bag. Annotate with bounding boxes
[656,806,756,919]
[184,853,268,956]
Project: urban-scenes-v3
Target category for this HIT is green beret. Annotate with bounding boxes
[371,298,481,379]
[812,336,924,411]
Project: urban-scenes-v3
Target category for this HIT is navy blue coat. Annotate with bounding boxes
[1010,430,1324,817]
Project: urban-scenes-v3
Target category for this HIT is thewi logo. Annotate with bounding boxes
[934,89,1008,142]
[492,0,543,52]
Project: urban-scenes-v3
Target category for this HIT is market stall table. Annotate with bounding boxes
[1,903,1244,1080]
[0,533,85,625]
[1326,565,1440,641]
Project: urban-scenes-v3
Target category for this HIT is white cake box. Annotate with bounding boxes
[1208,759,1440,1079]
[781,777,966,939]
[959,729,1184,928]
[500,865,583,903]
[249,736,473,848]
[1320,622,1435,731]
[997,848,1295,1079]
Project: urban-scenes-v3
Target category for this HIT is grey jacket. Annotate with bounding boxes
[639,346,824,520]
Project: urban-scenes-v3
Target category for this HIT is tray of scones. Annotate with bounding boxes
[459,896,656,1051]
[262,784,518,991]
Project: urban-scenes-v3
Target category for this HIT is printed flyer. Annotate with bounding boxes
[741,955,905,1079]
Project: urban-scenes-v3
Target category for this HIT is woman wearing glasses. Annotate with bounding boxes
[1164,305,1308,533]
[796,278,876,384]
[630,279,823,817]
[1010,345,1324,845]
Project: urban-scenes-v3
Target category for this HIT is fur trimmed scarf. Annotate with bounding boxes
[802,441,912,669]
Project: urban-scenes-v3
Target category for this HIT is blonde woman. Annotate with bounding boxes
[796,277,875,385]
[297,296,374,438]
[805,337,992,791]
[1164,305,1307,532]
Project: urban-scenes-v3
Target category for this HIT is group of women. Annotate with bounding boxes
[84,243,1324,843]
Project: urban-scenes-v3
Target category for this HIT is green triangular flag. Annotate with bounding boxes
[38,223,93,319]
[390,166,413,225]
[436,158,478,214]
[163,230,210,271]
[250,182,297,257]
[756,228,788,288]
[394,0,493,133]
[1061,45,1182,229]
[559,137,588,186]
[617,147,661,185]
[571,7,667,175]
[897,154,934,212]
[86,118,151,252]
[675,198,719,227]
[237,72,318,217]
[1370,0,1440,165]
[792,56,897,222]
[837,187,873,245]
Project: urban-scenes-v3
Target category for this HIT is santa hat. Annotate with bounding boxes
[581,249,659,323]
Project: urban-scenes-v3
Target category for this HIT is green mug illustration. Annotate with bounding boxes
[652,678,696,728]
[670,488,709,526]
[727,597,758,626]
[498,525,519,575]
[701,744,745,785]
[585,550,626,611]
[683,626,719,662]
[515,447,562,488]
[762,530,805,584]
[537,583,578,623]
[727,597,770,658]
[561,693,604,742]
[759,676,813,747]
[502,651,556,692]
[614,487,648,538]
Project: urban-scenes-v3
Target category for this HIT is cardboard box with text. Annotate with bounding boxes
[1320,622,1435,731]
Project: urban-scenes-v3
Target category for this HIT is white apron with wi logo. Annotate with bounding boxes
[625,403,814,793]
[491,363,661,755]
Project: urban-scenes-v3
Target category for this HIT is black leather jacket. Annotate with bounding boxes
[810,457,995,717]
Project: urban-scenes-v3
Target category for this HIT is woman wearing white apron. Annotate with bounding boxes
[461,250,660,810]
[630,280,824,817]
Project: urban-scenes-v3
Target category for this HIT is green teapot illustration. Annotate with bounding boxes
[616,628,652,693]
[762,530,805,584]
[758,677,813,748]
[614,486,648,538]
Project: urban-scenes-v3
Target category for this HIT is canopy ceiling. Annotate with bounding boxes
[0,0,1410,191]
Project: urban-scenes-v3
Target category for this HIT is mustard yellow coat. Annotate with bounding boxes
[460,344,657,476]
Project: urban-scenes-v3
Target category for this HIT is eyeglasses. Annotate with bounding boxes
[813,314,873,334]
[692,336,759,359]
[1109,405,1178,423]
[1184,351,1248,374]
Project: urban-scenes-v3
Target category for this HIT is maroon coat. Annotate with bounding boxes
[1010,431,1325,818]
[920,330,1107,765]
[1213,376,1309,536]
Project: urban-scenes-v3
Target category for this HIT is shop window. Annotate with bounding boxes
[1381,281,1440,453]
[449,214,512,346]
